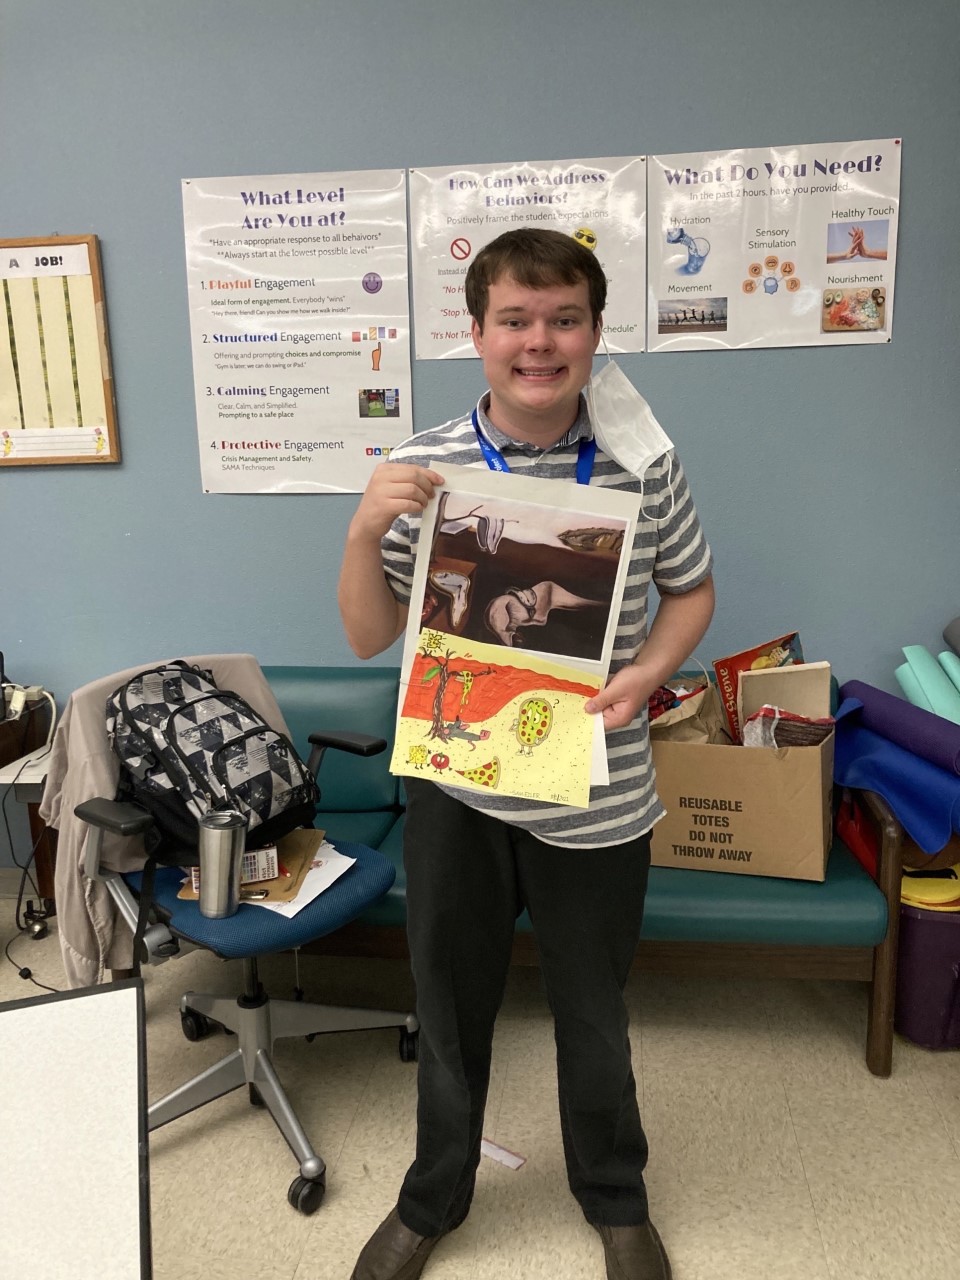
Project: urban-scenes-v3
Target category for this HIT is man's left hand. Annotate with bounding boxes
[584,666,656,731]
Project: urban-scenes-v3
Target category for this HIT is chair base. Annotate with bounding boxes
[148,956,419,1196]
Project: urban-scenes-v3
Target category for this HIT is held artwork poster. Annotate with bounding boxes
[390,464,641,807]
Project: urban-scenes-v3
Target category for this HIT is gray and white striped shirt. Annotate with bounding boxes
[381,393,713,848]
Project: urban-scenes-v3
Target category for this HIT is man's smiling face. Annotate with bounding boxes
[471,276,601,445]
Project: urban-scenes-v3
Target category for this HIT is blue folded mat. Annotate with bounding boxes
[834,699,960,854]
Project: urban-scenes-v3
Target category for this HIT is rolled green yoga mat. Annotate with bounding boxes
[901,645,960,725]
[940,650,960,698]
[895,663,934,712]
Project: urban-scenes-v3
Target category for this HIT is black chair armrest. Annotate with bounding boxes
[307,731,387,756]
[306,731,387,778]
[74,797,155,837]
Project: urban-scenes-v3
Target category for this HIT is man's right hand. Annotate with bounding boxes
[339,462,446,659]
[349,463,446,542]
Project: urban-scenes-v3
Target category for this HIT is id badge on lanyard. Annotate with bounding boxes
[471,409,596,486]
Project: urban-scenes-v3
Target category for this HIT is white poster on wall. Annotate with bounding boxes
[182,169,412,493]
[647,138,901,352]
[410,156,646,359]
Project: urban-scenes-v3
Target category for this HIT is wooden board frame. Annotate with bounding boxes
[0,233,120,466]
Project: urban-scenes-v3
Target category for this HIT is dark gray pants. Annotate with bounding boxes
[397,779,652,1237]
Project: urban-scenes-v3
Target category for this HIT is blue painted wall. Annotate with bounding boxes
[1,0,957,702]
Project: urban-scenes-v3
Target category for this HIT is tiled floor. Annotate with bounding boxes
[2,876,959,1280]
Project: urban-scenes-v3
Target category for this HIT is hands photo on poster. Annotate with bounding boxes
[182,169,412,493]
[647,138,900,351]
[409,156,646,359]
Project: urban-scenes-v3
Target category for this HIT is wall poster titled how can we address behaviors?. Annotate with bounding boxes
[409,155,647,359]
[182,169,412,493]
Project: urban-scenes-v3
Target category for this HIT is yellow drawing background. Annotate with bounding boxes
[390,631,602,809]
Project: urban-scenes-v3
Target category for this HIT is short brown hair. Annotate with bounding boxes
[465,228,607,331]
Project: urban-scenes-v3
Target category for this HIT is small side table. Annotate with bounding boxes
[0,696,57,909]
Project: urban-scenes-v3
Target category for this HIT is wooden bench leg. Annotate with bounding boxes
[862,790,904,1077]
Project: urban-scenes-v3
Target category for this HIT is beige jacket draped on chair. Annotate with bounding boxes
[39,654,290,988]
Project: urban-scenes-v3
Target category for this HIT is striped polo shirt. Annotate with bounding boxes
[381,393,713,848]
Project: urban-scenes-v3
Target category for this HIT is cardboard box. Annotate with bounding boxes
[650,663,833,882]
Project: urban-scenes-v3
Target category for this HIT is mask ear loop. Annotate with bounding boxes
[639,451,677,524]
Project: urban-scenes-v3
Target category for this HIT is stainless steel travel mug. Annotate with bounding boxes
[197,809,247,918]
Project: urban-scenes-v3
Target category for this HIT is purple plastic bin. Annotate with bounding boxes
[895,905,960,1050]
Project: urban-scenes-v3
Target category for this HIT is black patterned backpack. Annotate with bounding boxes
[106,661,319,856]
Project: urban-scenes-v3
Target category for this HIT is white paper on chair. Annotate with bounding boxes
[248,842,355,917]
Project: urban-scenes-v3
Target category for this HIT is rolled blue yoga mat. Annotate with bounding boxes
[900,646,960,725]
[840,679,960,776]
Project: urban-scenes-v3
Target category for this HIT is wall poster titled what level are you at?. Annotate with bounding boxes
[0,235,120,466]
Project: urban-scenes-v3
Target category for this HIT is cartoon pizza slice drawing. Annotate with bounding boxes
[455,757,501,789]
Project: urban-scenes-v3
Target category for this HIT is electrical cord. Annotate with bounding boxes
[3,933,59,994]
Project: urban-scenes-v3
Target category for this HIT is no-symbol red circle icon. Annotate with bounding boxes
[450,238,471,260]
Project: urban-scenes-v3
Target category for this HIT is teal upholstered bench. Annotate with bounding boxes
[263,665,898,1077]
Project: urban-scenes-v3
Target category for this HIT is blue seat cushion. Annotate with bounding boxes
[124,839,395,960]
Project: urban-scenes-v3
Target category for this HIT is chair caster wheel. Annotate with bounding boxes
[288,1173,325,1214]
[399,1027,419,1063]
[249,1084,264,1106]
[181,1010,216,1041]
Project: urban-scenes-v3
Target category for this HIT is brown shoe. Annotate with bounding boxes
[350,1207,442,1280]
[596,1220,672,1280]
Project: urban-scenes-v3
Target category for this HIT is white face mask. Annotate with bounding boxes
[584,351,676,520]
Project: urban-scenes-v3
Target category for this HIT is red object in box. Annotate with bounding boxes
[835,790,879,880]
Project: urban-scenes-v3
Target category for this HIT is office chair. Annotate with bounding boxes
[74,726,419,1216]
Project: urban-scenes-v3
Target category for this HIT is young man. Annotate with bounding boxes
[339,228,714,1280]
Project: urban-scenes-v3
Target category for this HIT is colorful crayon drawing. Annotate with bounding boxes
[390,630,601,808]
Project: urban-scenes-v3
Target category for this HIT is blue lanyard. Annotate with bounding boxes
[471,409,596,486]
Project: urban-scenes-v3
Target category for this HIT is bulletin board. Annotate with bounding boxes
[0,234,120,465]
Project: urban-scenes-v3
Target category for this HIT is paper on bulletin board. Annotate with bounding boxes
[0,236,119,464]
[647,138,900,351]
[182,168,412,493]
[409,155,646,359]
[389,463,643,807]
